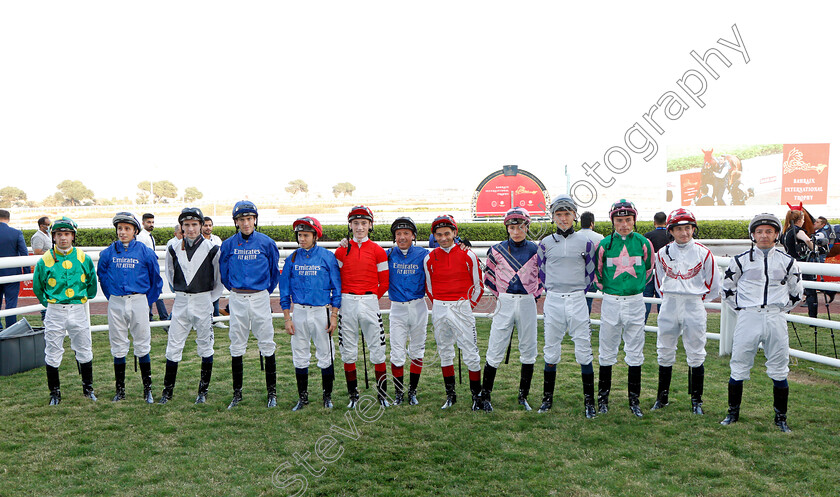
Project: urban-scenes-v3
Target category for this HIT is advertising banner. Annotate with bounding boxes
[472,166,551,218]
[781,143,830,205]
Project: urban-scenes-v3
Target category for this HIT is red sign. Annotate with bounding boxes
[20,279,35,298]
[473,168,549,218]
[781,143,830,204]
[20,267,35,297]
[680,172,702,206]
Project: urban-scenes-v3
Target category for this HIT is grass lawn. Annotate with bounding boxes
[1,312,839,496]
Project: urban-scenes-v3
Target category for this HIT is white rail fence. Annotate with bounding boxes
[2,241,839,369]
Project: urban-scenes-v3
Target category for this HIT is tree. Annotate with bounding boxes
[184,187,204,203]
[0,186,27,207]
[285,179,309,196]
[332,182,356,198]
[99,196,130,206]
[137,180,178,204]
[42,192,65,207]
[55,180,95,206]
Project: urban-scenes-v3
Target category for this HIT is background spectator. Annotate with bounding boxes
[140,212,169,324]
[643,211,669,323]
[579,211,604,313]
[137,213,155,250]
[30,216,51,320]
[31,216,52,255]
[0,209,30,329]
[203,216,225,328]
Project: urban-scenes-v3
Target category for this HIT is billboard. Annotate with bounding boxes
[471,165,551,219]
[665,144,830,209]
[781,144,830,204]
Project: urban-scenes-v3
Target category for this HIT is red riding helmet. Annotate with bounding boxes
[431,214,458,234]
[348,206,374,224]
[666,208,697,231]
[293,216,323,239]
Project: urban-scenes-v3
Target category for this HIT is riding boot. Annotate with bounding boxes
[720,381,743,426]
[112,361,126,402]
[393,371,405,406]
[538,368,556,413]
[346,369,359,409]
[481,365,496,412]
[440,376,456,410]
[470,375,483,411]
[228,355,244,409]
[628,365,643,418]
[46,365,61,406]
[195,359,212,404]
[322,366,334,409]
[582,372,596,419]
[598,365,612,414]
[292,369,309,411]
[519,363,534,411]
[80,360,97,402]
[265,354,277,408]
[773,386,791,432]
[408,369,421,406]
[139,360,154,404]
[159,360,178,404]
[650,365,671,410]
[690,365,705,415]
[377,375,390,408]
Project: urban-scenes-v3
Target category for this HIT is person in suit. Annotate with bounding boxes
[0,209,30,329]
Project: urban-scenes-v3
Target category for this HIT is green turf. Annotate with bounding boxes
[1,312,839,496]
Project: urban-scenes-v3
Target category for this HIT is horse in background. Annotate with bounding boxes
[701,148,743,205]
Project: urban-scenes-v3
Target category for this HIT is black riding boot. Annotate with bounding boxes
[598,365,612,414]
[481,365,497,412]
[690,365,705,415]
[582,371,596,419]
[46,365,61,406]
[441,376,457,410]
[322,366,334,409]
[377,374,390,408]
[470,374,483,411]
[346,374,359,409]
[265,354,277,408]
[112,361,126,402]
[159,360,178,404]
[195,359,212,404]
[408,370,421,406]
[519,363,534,411]
[292,370,309,411]
[773,385,791,432]
[393,371,405,405]
[628,365,643,418]
[228,355,244,409]
[139,360,154,404]
[650,365,671,410]
[720,381,743,426]
[80,360,97,402]
[538,368,556,413]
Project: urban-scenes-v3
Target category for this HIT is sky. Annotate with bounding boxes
[1,1,837,216]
